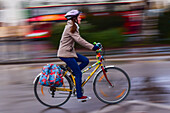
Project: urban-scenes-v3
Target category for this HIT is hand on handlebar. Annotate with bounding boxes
[92,42,102,51]
[92,45,99,51]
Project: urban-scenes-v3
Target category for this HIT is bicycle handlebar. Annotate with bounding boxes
[93,42,104,61]
[93,42,103,51]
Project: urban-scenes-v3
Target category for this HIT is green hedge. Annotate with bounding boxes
[80,27,126,48]
[85,14,125,31]
[48,23,65,49]
[49,23,126,49]
[158,7,170,43]
[48,14,127,49]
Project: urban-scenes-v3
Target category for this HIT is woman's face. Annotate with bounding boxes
[77,15,81,24]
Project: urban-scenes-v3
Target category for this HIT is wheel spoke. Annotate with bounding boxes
[34,75,72,107]
[94,67,131,104]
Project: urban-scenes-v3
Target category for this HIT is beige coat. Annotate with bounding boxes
[57,20,94,58]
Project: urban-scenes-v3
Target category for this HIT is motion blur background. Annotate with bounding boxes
[0,0,169,61]
[1,1,170,113]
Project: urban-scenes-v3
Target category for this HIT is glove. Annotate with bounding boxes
[92,45,99,51]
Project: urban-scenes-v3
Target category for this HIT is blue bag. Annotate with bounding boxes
[39,64,63,87]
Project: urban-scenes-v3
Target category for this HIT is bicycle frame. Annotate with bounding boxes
[34,44,131,106]
[44,49,113,92]
[61,59,102,88]
[62,49,112,89]
[78,61,102,87]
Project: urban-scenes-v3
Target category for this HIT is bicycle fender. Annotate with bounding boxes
[33,72,41,84]
[93,65,115,83]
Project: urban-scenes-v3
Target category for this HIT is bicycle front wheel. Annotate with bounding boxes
[34,75,72,107]
[93,66,131,104]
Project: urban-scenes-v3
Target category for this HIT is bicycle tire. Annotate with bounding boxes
[93,66,131,104]
[34,75,72,107]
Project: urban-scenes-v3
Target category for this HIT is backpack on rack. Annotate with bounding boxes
[39,64,63,87]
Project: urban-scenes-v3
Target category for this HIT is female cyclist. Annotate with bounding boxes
[57,10,99,102]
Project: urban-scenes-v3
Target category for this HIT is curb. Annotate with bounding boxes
[0,54,170,65]
[1,52,170,65]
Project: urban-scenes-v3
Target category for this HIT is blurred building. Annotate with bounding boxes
[0,0,26,26]
[0,0,169,38]
[0,0,30,38]
[0,0,169,26]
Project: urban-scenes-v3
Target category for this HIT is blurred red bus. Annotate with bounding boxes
[25,22,52,39]
[25,1,144,39]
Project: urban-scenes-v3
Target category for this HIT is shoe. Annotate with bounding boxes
[77,96,92,102]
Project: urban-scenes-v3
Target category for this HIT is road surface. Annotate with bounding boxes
[1,58,170,113]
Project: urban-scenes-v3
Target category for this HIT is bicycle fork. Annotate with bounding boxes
[101,66,113,87]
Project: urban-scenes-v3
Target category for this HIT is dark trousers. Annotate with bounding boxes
[59,53,89,98]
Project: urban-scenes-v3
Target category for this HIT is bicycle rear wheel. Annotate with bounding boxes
[93,66,131,104]
[34,75,72,107]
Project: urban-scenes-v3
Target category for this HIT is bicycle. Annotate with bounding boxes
[33,43,131,107]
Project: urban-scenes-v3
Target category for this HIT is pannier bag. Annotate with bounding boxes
[39,64,63,87]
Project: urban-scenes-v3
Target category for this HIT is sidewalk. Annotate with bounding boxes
[89,100,170,113]
[1,46,170,65]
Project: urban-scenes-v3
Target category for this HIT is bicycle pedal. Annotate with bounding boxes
[81,100,87,102]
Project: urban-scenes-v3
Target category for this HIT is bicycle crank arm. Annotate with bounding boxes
[55,87,72,92]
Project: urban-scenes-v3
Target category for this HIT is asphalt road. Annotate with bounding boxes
[1,58,170,113]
